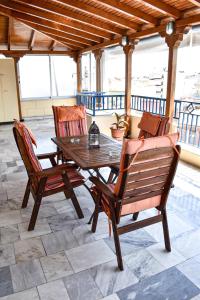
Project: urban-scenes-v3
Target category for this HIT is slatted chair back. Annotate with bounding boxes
[52,105,87,138]
[113,134,179,221]
[138,112,169,139]
[13,121,42,190]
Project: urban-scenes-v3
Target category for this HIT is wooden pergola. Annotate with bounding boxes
[0,0,200,121]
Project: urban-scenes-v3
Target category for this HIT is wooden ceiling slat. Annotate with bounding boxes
[20,19,94,46]
[39,31,84,49]
[49,40,56,51]
[93,0,158,25]
[7,16,12,50]
[187,0,200,7]
[141,0,181,18]
[0,0,113,39]
[54,0,140,30]
[1,50,73,55]
[28,30,35,50]
[1,7,103,43]
[14,0,125,34]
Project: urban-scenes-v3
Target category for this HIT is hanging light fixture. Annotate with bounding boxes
[166,21,175,35]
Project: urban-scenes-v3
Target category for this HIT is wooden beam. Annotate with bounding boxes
[28,30,35,50]
[80,38,121,53]
[94,0,158,25]
[0,50,73,55]
[13,57,23,121]
[7,16,12,50]
[9,9,103,43]
[21,19,93,46]
[141,0,181,18]
[160,28,188,118]
[39,31,84,49]
[49,40,56,51]
[93,49,104,92]
[72,53,82,93]
[123,41,138,120]
[0,0,112,39]
[187,0,200,8]
[12,0,124,34]
[55,0,140,30]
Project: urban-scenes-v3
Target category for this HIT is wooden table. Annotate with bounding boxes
[52,134,122,173]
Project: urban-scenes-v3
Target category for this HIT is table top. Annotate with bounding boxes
[52,134,122,169]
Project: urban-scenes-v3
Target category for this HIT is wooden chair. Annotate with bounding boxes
[90,133,180,270]
[52,105,87,162]
[108,112,170,184]
[13,120,85,231]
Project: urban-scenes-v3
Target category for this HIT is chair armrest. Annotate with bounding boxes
[89,176,118,201]
[37,150,62,160]
[35,164,76,178]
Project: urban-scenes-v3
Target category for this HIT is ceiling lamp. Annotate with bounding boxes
[166,21,175,35]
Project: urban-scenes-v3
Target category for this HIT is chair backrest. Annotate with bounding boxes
[138,112,170,139]
[13,121,42,178]
[52,105,87,138]
[114,133,180,219]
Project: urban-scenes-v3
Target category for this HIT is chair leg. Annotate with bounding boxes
[162,209,171,252]
[88,211,94,225]
[21,180,30,209]
[111,214,123,271]
[28,198,42,231]
[69,189,84,219]
[91,204,99,233]
[132,212,139,221]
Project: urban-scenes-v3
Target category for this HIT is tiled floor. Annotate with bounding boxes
[0,118,200,300]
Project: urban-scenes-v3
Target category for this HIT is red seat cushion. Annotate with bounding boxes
[45,167,84,191]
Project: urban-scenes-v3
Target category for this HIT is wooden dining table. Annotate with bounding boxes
[52,134,122,182]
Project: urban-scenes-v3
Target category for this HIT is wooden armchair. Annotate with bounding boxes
[52,105,87,162]
[13,120,85,231]
[90,133,180,270]
[108,112,170,183]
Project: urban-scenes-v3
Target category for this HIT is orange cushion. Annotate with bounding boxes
[57,105,86,122]
[138,112,161,136]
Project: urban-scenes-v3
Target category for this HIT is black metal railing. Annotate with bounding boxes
[77,93,200,148]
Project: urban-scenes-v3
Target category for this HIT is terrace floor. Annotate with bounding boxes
[0,118,200,300]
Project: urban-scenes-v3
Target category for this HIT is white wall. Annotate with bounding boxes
[0,59,19,122]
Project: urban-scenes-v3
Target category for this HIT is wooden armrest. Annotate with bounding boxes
[34,164,76,178]
[89,176,118,201]
[37,150,62,160]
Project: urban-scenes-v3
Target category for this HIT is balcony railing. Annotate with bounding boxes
[77,93,200,148]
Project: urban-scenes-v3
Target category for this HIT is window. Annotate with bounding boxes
[19,56,51,98]
[19,55,76,99]
[51,56,76,97]
[82,53,96,92]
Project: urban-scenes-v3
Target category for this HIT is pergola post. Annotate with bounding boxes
[123,40,138,121]
[13,56,23,121]
[72,52,82,93]
[93,49,104,92]
[161,26,189,118]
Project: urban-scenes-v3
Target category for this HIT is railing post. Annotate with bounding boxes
[92,96,96,116]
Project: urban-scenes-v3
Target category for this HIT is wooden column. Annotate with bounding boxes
[161,27,189,118]
[13,56,23,121]
[123,40,138,121]
[72,52,82,93]
[93,49,103,92]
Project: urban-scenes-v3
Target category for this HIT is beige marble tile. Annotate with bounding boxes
[0,225,20,245]
[66,240,115,273]
[18,219,51,240]
[37,280,70,300]
[14,237,45,263]
[40,252,73,282]
[0,211,22,227]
